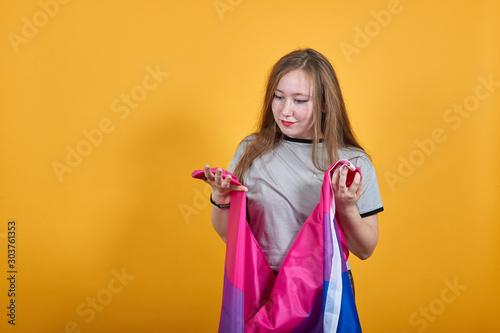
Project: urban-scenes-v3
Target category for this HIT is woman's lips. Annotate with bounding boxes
[281,120,295,127]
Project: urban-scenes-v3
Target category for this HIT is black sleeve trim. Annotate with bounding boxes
[360,207,384,218]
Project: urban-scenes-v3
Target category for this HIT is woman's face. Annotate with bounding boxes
[272,69,315,140]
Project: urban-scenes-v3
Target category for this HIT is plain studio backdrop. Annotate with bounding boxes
[1,1,499,332]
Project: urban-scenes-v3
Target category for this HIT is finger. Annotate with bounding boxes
[221,174,232,189]
[346,171,360,194]
[204,165,214,183]
[348,171,361,188]
[338,166,348,190]
[232,185,249,192]
[351,171,361,186]
[331,167,340,186]
[214,168,223,185]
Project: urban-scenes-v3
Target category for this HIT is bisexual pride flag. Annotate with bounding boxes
[192,160,362,332]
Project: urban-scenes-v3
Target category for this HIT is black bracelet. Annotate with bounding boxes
[210,193,230,210]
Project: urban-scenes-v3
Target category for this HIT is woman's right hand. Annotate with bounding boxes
[204,165,248,205]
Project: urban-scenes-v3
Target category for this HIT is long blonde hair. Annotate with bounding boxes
[234,48,365,182]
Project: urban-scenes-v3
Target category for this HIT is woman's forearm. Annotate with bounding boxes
[203,165,248,243]
[210,191,231,243]
[337,208,379,260]
[211,206,229,243]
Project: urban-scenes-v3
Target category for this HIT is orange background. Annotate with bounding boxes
[1,1,499,332]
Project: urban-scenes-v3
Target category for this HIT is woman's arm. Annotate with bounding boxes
[336,208,379,260]
[332,166,379,260]
[204,165,248,243]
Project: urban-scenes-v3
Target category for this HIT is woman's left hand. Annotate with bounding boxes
[331,164,378,260]
[331,165,362,214]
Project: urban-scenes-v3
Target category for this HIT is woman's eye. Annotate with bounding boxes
[295,99,309,104]
[274,94,283,100]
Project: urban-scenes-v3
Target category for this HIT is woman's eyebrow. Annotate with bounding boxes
[274,88,311,97]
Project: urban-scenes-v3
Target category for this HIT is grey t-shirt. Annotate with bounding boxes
[228,135,384,271]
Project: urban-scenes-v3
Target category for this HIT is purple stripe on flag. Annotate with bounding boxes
[333,217,348,273]
[219,267,244,333]
[290,290,323,333]
[323,212,333,281]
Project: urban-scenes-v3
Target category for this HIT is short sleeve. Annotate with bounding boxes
[228,135,255,174]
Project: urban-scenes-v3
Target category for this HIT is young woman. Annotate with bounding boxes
[203,48,383,279]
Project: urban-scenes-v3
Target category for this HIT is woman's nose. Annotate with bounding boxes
[282,100,293,116]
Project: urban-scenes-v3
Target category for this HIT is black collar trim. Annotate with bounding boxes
[284,136,323,144]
